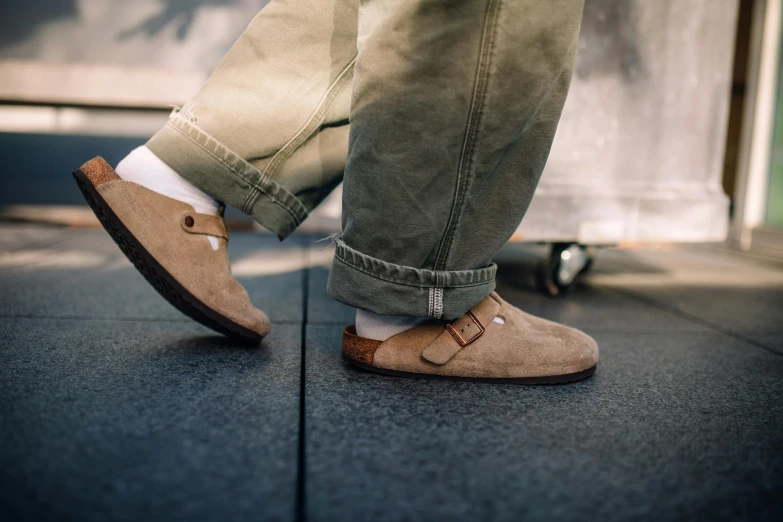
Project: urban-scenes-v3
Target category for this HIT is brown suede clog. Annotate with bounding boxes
[343,292,598,384]
[73,157,270,342]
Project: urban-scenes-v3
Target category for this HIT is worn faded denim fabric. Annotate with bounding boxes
[147,0,584,320]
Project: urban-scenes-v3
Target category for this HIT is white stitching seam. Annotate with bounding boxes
[433,0,501,270]
[163,119,308,223]
[244,56,357,212]
[434,288,443,319]
[428,287,444,319]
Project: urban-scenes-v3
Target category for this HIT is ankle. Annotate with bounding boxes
[355,309,429,341]
[116,146,221,250]
[116,146,219,215]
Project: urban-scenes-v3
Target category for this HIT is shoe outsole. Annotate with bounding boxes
[72,168,263,343]
[342,353,596,384]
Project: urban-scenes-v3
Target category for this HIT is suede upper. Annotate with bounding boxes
[84,158,270,337]
[370,292,598,379]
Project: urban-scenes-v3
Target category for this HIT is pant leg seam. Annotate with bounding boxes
[165,119,308,225]
[247,187,305,225]
[240,185,257,214]
[428,287,444,318]
[433,0,502,271]
[242,57,356,217]
[243,187,262,213]
[261,56,357,181]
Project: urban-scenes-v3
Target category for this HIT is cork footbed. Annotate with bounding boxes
[72,160,262,343]
[342,325,596,385]
[342,325,382,365]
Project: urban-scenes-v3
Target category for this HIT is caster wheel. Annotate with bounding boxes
[536,243,593,297]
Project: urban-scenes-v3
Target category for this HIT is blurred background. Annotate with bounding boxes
[0,0,780,262]
[0,0,781,297]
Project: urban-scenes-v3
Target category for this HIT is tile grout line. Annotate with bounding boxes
[603,286,783,357]
[295,250,310,522]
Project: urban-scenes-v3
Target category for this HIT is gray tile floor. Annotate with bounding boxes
[1,224,781,521]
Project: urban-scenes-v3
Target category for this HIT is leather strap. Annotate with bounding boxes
[180,213,229,240]
[421,292,502,365]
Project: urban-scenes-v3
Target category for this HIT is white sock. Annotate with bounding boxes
[355,309,430,341]
[115,146,220,250]
[356,309,507,341]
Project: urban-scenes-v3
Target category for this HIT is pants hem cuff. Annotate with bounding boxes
[146,112,307,240]
[327,236,496,320]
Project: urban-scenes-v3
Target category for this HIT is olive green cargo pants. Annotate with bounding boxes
[147,0,584,320]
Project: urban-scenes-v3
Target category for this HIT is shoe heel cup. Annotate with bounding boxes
[343,325,382,365]
[79,157,121,187]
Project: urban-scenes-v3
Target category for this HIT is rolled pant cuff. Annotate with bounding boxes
[146,111,308,240]
[327,236,497,321]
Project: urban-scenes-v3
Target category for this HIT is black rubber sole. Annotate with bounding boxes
[343,353,596,384]
[72,169,262,343]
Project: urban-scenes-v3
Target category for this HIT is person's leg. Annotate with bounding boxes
[146,0,358,240]
[335,0,599,382]
[74,0,358,341]
[330,0,585,319]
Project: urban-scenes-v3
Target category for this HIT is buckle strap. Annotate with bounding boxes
[446,311,485,347]
[421,293,501,365]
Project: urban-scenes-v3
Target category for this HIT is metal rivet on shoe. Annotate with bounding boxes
[184,216,194,227]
